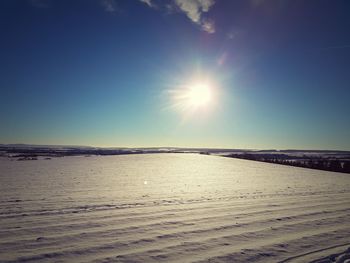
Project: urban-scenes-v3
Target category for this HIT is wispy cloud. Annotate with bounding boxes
[101,0,117,13]
[173,0,216,33]
[201,18,215,34]
[139,0,155,8]
[137,0,216,33]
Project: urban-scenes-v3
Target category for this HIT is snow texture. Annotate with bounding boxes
[0,153,349,262]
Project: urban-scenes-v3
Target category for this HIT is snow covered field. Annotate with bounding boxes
[0,153,349,262]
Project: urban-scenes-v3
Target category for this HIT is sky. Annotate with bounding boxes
[1,0,350,150]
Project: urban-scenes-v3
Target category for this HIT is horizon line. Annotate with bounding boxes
[1,143,349,153]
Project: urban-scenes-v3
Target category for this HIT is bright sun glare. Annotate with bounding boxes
[168,75,219,120]
[186,83,212,107]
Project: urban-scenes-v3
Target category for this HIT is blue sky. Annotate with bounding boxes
[1,0,350,150]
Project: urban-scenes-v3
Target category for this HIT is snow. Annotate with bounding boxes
[0,153,349,262]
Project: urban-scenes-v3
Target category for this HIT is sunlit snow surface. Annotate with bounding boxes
[0,154,350,262]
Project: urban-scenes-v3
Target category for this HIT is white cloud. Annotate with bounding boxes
[99,0,216,33]
[139,0,155,8]
[201,18,215,33]
[173,0,216,33]
[101,0,117,13]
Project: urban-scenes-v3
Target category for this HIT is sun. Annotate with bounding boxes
[186,83,212,107]
[167,75,219,119]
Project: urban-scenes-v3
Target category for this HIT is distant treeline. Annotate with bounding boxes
[4,149,165,157]
[224,153,350,174]
[0,147,195,158]
[2,145,350,174]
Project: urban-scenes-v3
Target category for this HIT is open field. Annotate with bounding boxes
[1,154,349,262]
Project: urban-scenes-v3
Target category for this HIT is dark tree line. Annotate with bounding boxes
[226,153,350,174]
